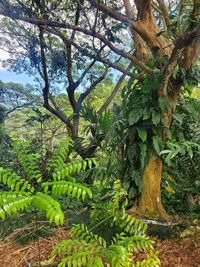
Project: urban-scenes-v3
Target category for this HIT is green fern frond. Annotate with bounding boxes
[0,167,34,192]
[0,192,30,205]
[53,239,104,267]
[120,213,148,235]
[71,224,107,249]
[53,158,97,181]
[105,244,132,267]
[52,225,106,267]
[13,141,42,183]
[53,223,160,267]
[57,254,104,267]
[48,137,73,171]
[0,193,33,220]
[134,250,160,267]
[42,181,92,200]
[113,234,155,253]
[32,192,64,225]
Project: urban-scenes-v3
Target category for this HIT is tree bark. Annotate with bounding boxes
[137,155,169,219]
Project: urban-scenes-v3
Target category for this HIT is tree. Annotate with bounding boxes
[0,81,39,114]
[0,0,199,218]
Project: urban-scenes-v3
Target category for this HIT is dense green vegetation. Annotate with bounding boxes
[0,0,199,266]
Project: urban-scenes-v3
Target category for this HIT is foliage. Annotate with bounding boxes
[161,97,200,214]
[0,106,13,167]
[52,180,160,267]
[93,74,165,203]
[5,106,68,151]
[0,138,93,224]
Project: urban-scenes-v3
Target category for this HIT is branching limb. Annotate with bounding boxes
[42,26,134,77]
[38,28,72,127]
[77,67,108,109]
[156,0,170,27]
[98,63,133,114]
[74,60,96,88]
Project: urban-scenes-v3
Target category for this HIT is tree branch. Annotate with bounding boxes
[161,25,200,96]
[156,0,170,27]
[42,26,134,77]
[98,63,132,114]
[65,45,77,111]
[39,28,72,127]
[74,59,96,88]
[88,0,130,24]
[77,67,108,109]
[123,0,135,19]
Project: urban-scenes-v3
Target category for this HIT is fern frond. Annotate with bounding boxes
[134,250,160,267]
[53,223,160,267]
[53,158,97,181]
[52,234,105,267]
[57,254,104,267]
[42,181,92,200]
[48,137,73,171]
[120,213,148,235]
[13,142,42,183]
[0,193,33,220]
[113,234,155,253]
[32,192,64,225]
[105,244,132,267]
[0,167,34,192]
[0,191,30,205]
[71,224,107,249]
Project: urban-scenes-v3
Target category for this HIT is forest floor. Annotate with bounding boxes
[0,224,199,267]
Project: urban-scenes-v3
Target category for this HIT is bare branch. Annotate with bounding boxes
[77,67,109,108]
[77,0,92,29]
[123,0,135,19]
[156,0,170,27]
[88,0,130,24]
[39,28,71,126]
[98,63,132,114]
[42,26,134,77]
[75,59,96,88]
[6,102,34,115]
[0,11,154,74]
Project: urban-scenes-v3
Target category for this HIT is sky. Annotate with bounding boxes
[0,49,33,84]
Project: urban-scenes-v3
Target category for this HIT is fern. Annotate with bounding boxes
[0,138,92,225]
[52,158,97,181]
[43,181,92,200]
[52,223,160,267]
[13,141,43,183]
[0,167,34,192]
[48,137,73,171]
[120,213,148,235]
[33,192,64,225]
[0,193,32,220]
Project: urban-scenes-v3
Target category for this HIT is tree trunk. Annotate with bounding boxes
[138,155,169,219]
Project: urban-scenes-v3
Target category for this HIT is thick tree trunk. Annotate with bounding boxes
[138,155,169,219]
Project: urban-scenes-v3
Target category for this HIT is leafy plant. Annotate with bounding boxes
[52,180,160,267]
[0,138,94,224]
[161,97,200,214]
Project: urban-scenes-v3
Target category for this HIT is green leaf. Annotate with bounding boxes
[152,135,163,155]
[159,149,171,156]
[152,111,160,125]
[173,113,183,124]
[128,110,143,126]
[137,128,147,142]
[139,143,147,170]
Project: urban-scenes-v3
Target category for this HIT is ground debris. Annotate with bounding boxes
[0,228,70,267]
[0,227,199,267]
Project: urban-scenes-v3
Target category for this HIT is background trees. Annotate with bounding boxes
[0,0,199,218]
